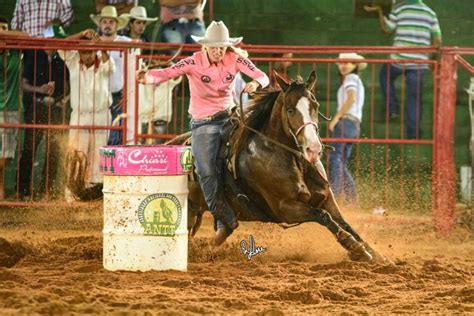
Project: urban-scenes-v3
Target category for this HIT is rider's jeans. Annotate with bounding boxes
[329,118,360,204]
[190,117,234,230]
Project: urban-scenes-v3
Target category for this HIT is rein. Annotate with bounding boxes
[238,90,305,160]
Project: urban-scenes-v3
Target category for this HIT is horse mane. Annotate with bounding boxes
[230,89,281,157]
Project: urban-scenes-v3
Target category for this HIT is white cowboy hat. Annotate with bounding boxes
[90,5,129,30]
[191,21,243,47]
[121,6,158,26]
[337,53,367,70]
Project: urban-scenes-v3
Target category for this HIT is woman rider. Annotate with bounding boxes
[137,21,269,245]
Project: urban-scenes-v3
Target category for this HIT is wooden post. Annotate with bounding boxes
[433,51,457,235]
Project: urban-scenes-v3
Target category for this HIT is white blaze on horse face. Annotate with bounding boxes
[296,96,323,163]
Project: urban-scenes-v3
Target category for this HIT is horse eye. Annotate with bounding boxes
[287,108,295,115]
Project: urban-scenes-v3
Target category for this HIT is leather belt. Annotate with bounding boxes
[199,109,231,122]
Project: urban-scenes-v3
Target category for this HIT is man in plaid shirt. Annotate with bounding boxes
[11,0,73,37]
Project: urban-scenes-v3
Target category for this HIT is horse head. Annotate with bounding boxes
[274,70,323,163]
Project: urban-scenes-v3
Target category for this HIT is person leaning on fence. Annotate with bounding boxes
[137,21,270,245]
[328,53,366,206]
[0,17,29,200]
[18,27,70,199]
[58,29,115,201]
[365,0,442,139]
[11,0,74,38]
[90,5,132,145]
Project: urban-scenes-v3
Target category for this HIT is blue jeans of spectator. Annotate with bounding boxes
[329,118,360,204]
[107,90,123,145]
[190,117,236,231]
[379,64,428,139]
[159,19,206,46]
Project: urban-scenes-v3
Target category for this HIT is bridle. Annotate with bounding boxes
[237,86,327,160]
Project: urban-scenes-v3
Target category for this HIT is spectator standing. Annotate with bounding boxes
[120,6,158,44]
[365,0,441,139]
[58,29,115,199]
[137,21,269,246]
[90,5,131,145]
[0,18,29,199]
[120,6,175,144]
[18,34,70,199]
[11,0,74,37]
[328,53,366,206]
[159,0,206,45]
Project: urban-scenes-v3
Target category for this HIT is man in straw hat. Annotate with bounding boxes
[138,21,270,246]
[329,53,367,205]
[120,6,158,44]
[91,5,132,145]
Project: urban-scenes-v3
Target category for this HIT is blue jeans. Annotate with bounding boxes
[329,118,360,204]
[379,64,428,139]
[159,19,206,45]
[107,90,123,145]
[190,117,236,230]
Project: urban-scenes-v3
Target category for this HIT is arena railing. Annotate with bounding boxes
[0,35,465,235]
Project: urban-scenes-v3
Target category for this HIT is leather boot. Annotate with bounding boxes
[213,220,239,246]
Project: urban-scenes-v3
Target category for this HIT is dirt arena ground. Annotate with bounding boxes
[0,203,472,314]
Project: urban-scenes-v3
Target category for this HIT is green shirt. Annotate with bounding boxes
[0,50,21,111]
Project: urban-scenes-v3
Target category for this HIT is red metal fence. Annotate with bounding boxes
[0,35,471,234]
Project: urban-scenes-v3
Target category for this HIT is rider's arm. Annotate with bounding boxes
[145,55,193,85]
[236,56,270,90]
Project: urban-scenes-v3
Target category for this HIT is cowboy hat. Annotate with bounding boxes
[121,6,158,26]
[191,21,242,47]
[90,5,129,30]
[336,53,367,70]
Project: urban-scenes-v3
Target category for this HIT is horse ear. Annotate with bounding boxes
[306,70,317,91]
[274,70,290,92]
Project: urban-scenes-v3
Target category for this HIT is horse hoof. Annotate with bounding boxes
[362,242,392,264]
[348,247,374,262]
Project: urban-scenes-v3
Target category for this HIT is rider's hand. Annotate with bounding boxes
[243,80,260,94]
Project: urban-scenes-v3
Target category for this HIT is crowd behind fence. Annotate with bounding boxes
[0,36,470,234]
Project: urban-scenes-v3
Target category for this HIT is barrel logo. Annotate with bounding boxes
[180,147,193,173]
[137,193,182,236]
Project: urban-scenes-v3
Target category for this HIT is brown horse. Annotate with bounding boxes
[173,70,382,262]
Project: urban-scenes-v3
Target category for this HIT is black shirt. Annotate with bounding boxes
[23,49,69,103]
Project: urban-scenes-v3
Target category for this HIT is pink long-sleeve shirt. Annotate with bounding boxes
[146,50,269,119]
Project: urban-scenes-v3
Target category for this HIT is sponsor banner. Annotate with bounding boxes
[99,145,192,176]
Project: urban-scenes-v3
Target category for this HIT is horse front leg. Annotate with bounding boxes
[278,200,373,262]
[321,190,387,262]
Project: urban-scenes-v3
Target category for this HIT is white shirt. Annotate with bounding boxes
[337,73,364,121]
[108,35,133,93]
[58,50,114,118]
